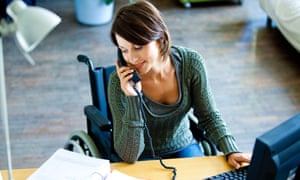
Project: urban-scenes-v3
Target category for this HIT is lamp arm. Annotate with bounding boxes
[0,37,13,180]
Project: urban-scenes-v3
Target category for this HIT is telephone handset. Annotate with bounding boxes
[118,49,141,83]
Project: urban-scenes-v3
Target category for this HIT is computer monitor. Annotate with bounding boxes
[247,113,300,180]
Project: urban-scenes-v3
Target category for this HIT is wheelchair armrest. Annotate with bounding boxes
[84,105,112,131]
[189,118,217,156]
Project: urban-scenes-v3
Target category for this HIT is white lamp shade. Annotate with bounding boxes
[6,0,61,52]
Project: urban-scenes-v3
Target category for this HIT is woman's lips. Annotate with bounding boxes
[134,62,145,69]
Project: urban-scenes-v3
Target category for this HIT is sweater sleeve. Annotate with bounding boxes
[108,71,145,163]
[183,49,240,155]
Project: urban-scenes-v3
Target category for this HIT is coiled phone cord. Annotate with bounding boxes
[134,87,177,180]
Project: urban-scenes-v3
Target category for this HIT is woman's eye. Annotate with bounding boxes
[134,46,142,50]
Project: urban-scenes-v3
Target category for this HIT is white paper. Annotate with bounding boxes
[106,170,143,180]
[27,149,110,180]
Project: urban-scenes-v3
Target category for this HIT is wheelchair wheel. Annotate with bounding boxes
[64,130,100,158]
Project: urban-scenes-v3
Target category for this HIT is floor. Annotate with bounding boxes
[1,0,300,169]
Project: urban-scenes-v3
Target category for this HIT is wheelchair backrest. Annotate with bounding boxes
[89,65,116,121]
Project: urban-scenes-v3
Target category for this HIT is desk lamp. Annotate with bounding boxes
[0,0,61,179]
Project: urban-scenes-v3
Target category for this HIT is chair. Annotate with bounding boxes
[64,54,217,162]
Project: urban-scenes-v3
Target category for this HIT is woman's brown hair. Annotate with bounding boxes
[110,0,171,58]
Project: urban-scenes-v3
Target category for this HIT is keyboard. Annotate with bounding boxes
[204,165,249,180]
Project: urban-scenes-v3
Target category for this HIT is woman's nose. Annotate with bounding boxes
[127,51,138,64]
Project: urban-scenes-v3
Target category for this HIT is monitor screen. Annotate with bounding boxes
[247,113,300,180]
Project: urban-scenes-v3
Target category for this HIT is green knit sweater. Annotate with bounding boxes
[108,45,239,163]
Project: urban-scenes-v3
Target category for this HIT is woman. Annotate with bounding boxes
[108,0,250,169]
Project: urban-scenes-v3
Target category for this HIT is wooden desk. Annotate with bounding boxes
[1,155,234,180]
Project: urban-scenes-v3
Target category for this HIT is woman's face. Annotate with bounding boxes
[115,34,161,75]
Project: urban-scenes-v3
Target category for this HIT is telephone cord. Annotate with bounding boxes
[133,87,177,180]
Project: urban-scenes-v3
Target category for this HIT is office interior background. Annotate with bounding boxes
[1,0,300,169]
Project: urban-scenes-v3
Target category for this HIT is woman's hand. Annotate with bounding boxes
[115,60,141,96]
[227,152,251,169]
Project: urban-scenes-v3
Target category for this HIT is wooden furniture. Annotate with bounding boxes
[110,156,234,180]
[0,155,235,180]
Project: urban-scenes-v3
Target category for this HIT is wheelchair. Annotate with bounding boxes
[64,54,217,162]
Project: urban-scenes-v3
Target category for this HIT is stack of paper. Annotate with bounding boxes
[28,149,110,180]
[28,149,143,180]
